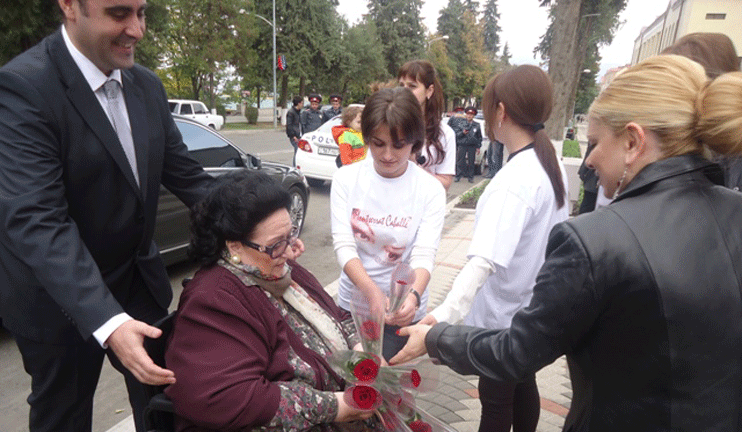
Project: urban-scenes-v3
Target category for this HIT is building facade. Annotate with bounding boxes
[631,0,742,64]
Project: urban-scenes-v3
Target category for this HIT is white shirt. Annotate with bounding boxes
[62,25,133,347]
[432,148,569,329]
[331,158,446,321]
[421,120,456,176]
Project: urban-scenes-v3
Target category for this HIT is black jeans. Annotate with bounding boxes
[477,374,540,432]
[289,137,298,167]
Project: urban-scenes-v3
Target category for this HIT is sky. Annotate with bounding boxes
[336,0,673,79]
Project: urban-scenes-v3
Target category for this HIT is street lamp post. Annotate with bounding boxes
[426,35,449,50]
[245,7,277,128]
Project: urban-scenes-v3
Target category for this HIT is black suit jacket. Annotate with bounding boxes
[0,29,214,343]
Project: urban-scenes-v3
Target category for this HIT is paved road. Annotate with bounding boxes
[0,127,477,432]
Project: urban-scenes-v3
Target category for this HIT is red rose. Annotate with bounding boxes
[353,358,380,382]
[352,385,378,410]
[410,369,421,388]
[408,420,432,432]
[360,320,381,340]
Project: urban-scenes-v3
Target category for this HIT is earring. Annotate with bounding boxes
[612,167,628,200]
[230,254,241,265]
[498,121,502,129]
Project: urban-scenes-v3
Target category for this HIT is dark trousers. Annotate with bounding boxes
[486,141,504,177]
[477,374,540,432]
[456,145,477,180]
[13,274,167,432]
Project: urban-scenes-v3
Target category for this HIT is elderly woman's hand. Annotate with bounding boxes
[291,238,305,259]
[334,392,375,423]
[388,323,432,365]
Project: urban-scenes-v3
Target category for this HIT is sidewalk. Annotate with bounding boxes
[106,180,573,432]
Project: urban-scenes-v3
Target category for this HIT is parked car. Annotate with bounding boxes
[294,115,344,186]
[155,116,309,265]
[168,99,224,130]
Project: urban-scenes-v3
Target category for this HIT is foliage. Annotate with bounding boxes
[0,0,60,67]
[574,45,600,115]
[152,0,258,105]
[500,43,512,65]
[455,180,490,209]
[245,107,259,124]
[562,139,582,158]
[368,0,426,76]
[338,20,388,103]
[481,0,501,56]
[436,0,491,106]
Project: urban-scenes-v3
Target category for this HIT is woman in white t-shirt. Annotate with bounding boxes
[398,60,456,191]
[410,66,569,432]
[331,87,446,361]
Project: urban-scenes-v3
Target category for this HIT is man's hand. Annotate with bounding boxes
[388,323,432,365]
[106,320,176,386]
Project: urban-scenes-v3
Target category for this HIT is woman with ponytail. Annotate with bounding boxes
[398,60,457,190]
[393,55,742,431]
[412,65,569,432]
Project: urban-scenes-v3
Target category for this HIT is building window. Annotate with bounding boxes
[706,13,726,20]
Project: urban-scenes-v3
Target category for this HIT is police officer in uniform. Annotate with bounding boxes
[453,106,482,183]
[301,93,324,134]
[323,94,343,123]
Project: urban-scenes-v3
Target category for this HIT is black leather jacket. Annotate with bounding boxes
[427,155,742,431]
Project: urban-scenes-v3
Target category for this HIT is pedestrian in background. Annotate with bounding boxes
[331,87,445,361]
[323,93,343,123]
[393,55,742,432]
[452,106,483,183]
[0,0,216,430]
[301,93,323,134]
[398,60,457,190]
[286,95,303,166]
[662,32,741,191]
[414,65,568,432]
[483,139,505,179]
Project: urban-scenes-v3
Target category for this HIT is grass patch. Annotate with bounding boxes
[222,121,277,131]
[562,139,581,158]
[455,180,490,209]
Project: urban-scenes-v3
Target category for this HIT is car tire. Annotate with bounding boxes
[307,178,325,187]
[288,186,308,234]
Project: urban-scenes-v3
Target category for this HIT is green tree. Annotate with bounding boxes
[335,19,388,103]
[536,0,627,139]
[368,0,426,75]
[154,0,257,106]
[574,44,600,115]
[1,0,61,66]
[500,42,511,65]
[481,0,501,56]
[437,0,490,106]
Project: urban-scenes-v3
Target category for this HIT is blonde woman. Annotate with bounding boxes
[393,55,742,431]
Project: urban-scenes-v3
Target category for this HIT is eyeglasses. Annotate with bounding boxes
[242,226,300,259]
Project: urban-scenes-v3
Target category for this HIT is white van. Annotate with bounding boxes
[168,99,224,130]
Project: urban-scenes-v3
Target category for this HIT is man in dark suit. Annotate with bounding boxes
[0,0,215,431]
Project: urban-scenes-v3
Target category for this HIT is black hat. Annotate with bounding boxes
[465,106,477,115]
[308,93,322,103]
[329,94,342,102]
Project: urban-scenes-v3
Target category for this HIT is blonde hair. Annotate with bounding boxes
[590,55,742,158]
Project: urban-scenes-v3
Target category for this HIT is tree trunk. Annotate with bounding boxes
[545,0,583,141]
[256,87,261,109]
[299,76,306,98]
[279,74,289,108]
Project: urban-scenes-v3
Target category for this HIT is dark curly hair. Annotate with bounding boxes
[187,170,291,266]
